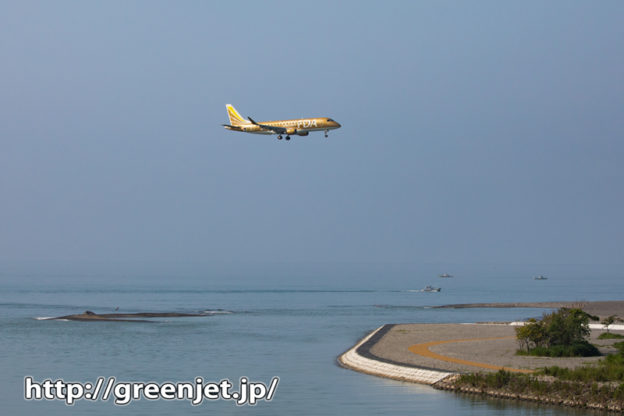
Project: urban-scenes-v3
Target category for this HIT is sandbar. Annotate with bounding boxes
[46,311,207,322]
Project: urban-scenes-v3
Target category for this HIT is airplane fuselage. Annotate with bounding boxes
[225,117,340,135]
[223,104,341,139]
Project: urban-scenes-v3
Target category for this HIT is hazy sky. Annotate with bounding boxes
[1,2,623,279]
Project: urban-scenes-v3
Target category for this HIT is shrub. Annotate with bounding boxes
[541,345,624,382]
[519,342,599,357]
[516,308,599,357]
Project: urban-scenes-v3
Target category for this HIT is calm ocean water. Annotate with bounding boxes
[1,268,620,415]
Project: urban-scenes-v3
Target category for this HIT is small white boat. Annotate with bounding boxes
[533,275,548,280]
[438,273,453,278]
[421,285,441,292]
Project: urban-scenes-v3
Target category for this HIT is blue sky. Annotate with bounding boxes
[1,2,623,280]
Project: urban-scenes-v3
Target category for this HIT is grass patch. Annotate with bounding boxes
[598,332,624,340]
[516,341,600,357]
[453,339,624,409]
[540,342,624,382]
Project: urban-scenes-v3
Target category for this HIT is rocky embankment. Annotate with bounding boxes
[434,374,624,412]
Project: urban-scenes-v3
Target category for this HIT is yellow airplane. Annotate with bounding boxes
[223,104,341,141]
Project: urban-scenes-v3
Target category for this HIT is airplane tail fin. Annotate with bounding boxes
[226,104,251,126]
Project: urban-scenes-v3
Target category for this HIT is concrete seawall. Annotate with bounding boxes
[337,324,454,385]
[338,321,623,384]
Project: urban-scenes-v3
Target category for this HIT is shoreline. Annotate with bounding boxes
[338,325,453,384]
[433,300,624,320]
[339,300,624,411]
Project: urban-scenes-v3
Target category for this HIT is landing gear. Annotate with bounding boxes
[277,135,282,140]
[324,130,329,138]
[285,136,291,141]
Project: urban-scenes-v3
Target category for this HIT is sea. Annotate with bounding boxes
[1,266,621,415]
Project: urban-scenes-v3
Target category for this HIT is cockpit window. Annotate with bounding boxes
[327,118,334,122]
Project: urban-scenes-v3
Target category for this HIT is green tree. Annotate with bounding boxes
[516,308,599,356]
[515,318,546,352]
[542,308,591,346]
[601,315,622,333]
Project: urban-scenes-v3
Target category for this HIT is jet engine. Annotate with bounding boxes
[285,128,309,136]
[286,128,310,136]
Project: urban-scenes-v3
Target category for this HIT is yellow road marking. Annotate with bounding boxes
[408,336,534,373]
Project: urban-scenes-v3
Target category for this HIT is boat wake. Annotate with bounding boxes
[200,309,232,315]
[35,317,69,321]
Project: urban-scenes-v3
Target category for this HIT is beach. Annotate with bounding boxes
[339,300,624,381]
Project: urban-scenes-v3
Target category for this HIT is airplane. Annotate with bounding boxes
[222,104,341,141]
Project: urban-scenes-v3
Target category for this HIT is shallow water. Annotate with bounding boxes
[1,269,620,415]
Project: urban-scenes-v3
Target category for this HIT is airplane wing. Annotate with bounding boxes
[248,117,287,134]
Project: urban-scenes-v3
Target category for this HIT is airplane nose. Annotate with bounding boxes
[334,121,341,128]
